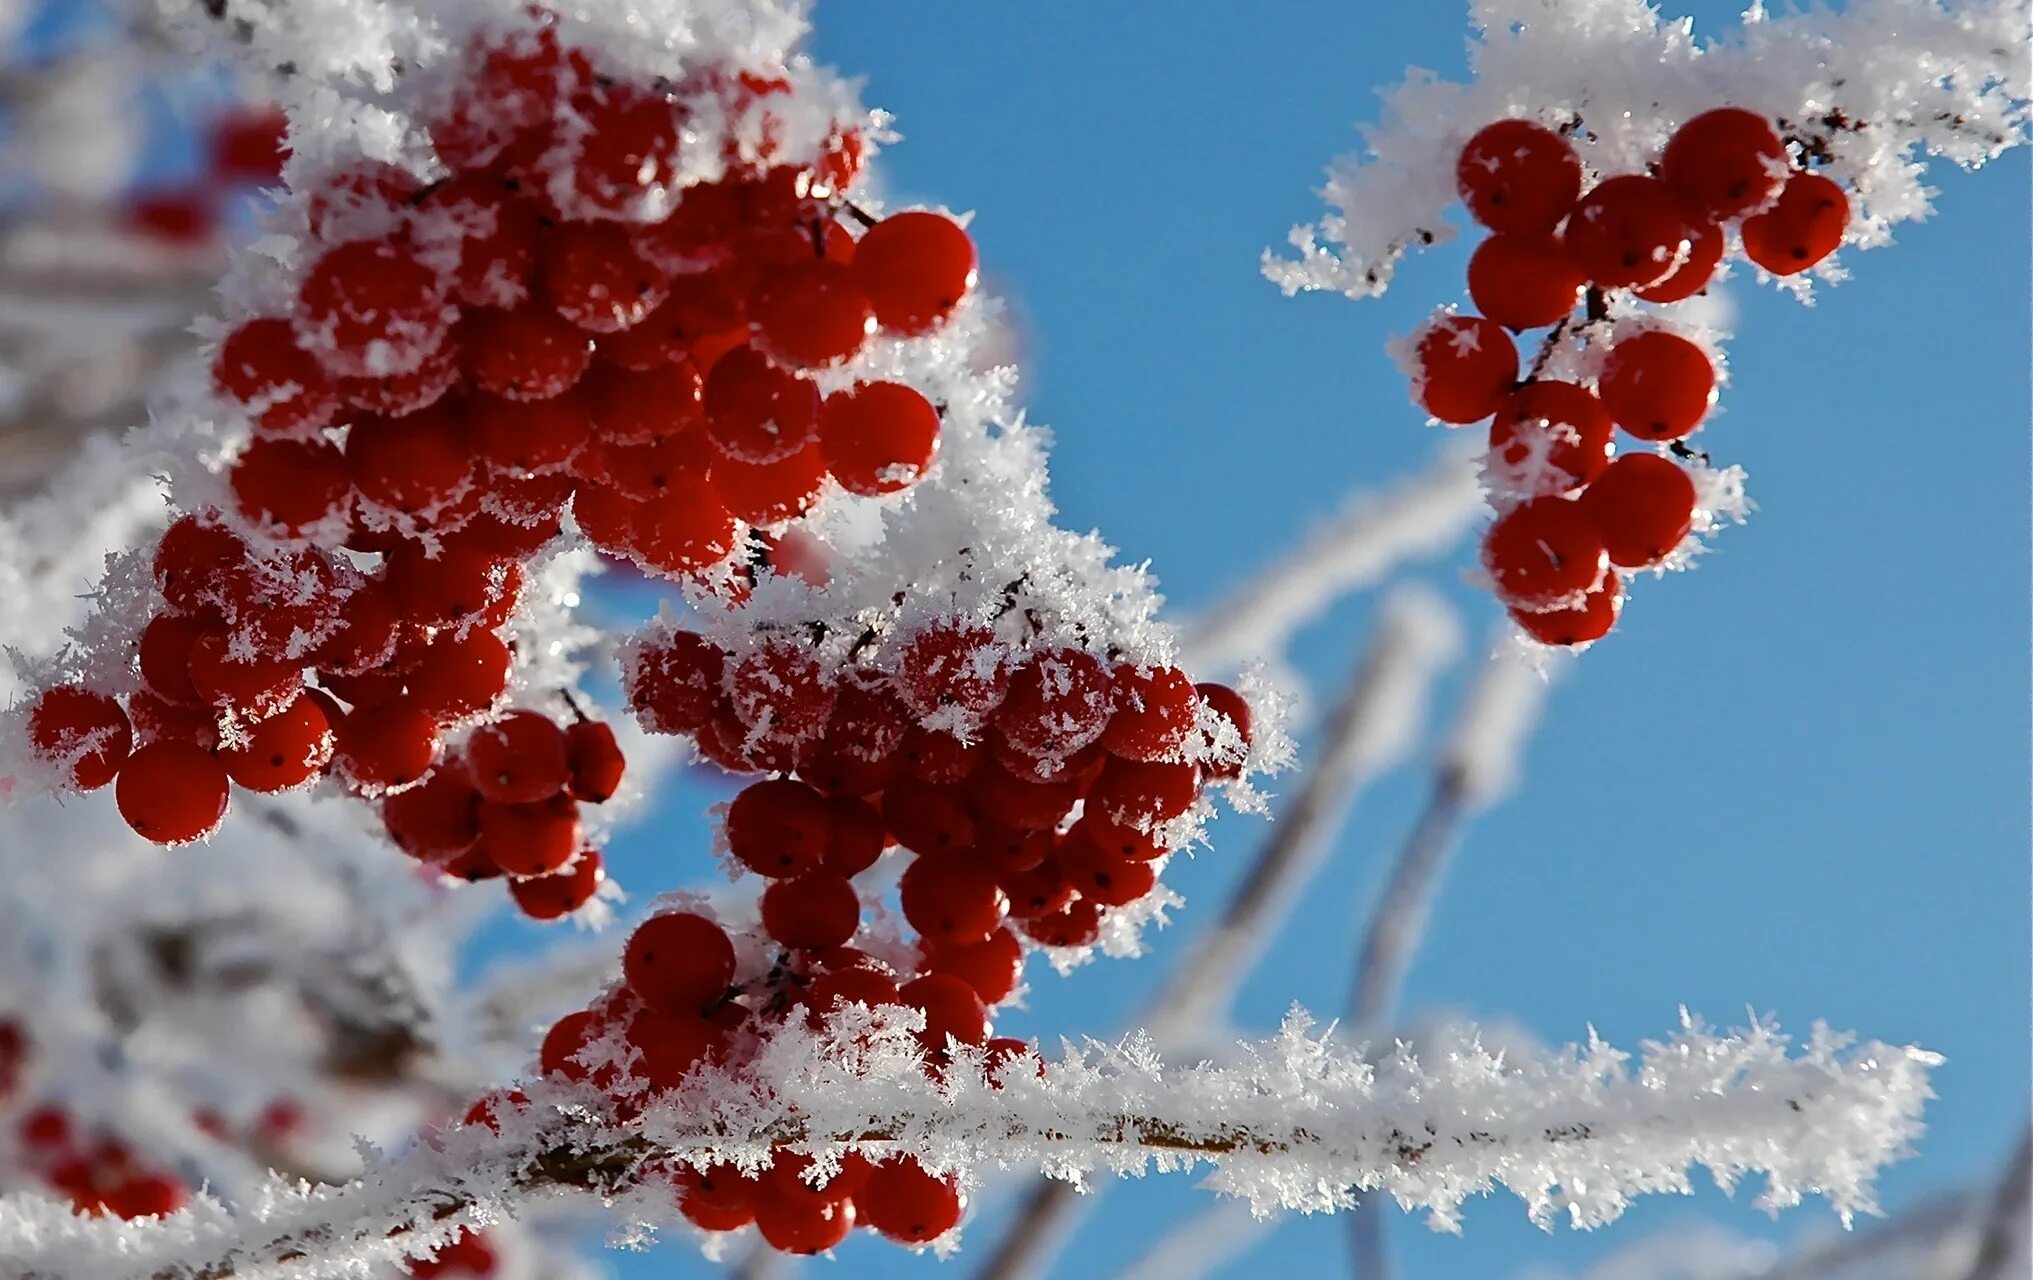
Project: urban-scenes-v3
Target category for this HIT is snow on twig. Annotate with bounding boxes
[0,1009,1940,1279]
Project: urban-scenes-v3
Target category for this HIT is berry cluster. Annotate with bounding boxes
[8,1102,186,1221]
[1408,110,1849,644]
[125,105,289,248]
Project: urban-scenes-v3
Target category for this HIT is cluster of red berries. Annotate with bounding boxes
[9,1103,186,1221]
[19,509,625,920]
[211,21,972,587]
[1408,110,1850,644]
[125,105,289,248]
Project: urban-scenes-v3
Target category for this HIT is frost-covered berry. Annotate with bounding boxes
[231,437,352,538]
[1487,380,1615,495]
[819,381,942,496]
[754,1195,855,1255]
[116,740,229,845]
[1560,175,1693,290]
[899,972,990,1051]
[541,221,669,333]
[1598,330,1715,442]
[214,318,339,435]
[1660,108,1787,224]
[333,698,442,795]
[1021,897,1101,948]
[294,239,453,379]
[220,693,333,793]
[631,480,738,577]
[1194,681,1253,780]
[1103,663,1198,763]
[1510,569,1623,647]
[1481,497,1609,609]
[1579,453,1698,568]
[624,912,735,1014]
[1740,173,1848,275]
[1632,220,1722,303]
[557,82,682,217]
[1455,119,1583,235]
[462,305,594,401]
[187,626,304,720]
[895,623,1009,721]
[624,630,727,735]
[1087,757,1199,829]
[728,640,836,744]
[27,686,132,791]
[993,647,1114,761]
[852,211,977,335]
[712,447,828,527]
[1410,314,1518,424]
[922,925,1023,1006]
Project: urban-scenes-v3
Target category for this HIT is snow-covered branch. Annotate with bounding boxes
[1,1010,1940,1280]
[1177,445,1482,674]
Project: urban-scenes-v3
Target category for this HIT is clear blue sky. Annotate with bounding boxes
[554,3,2032,1277]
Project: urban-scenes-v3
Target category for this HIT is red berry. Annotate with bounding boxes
[154,516,250,615]
[1510,570,1624,647]
[711,445,827,527]
[859,1158,966,1245]
[115,741,229,845]
[726,777,832,877]
[1193,682,1253,780]
[761,872,861,950]
[210,107,287,181]
[1660,108,1787,224]
[754,1195,854,1255]
[1466,232,1585,330]
[127,688,222,751]
[231,437,352,538]
[214,318,338,435]
[590,432,711,501]
[1020,898,1102,948]
[881,781,979,858]
[333,698,442,794]
[900,856,1008,947]
[1481,498,1609,609]
[805,962,901,1029]
[408,630,514,724]
[381,766,481,861]
[1578,453,1699,568]
[631,480,738,577]
[623,631,726,735]
[27,686,133,791]
[187,626,304,720]
[564,719,625,803]
[1599,330,1715,442]
[702,345,820,464]
[750,259,873,368]
[727,640,835,744]
[426,175,543,309]
[583,360,702,443]
[1487,380,1615,495]
[624,912,735,1014]
[1561,175,1694,290]
[385,543,520,632]
[1456,120,1583,235]
[899,725,982,784]
[623,1007,721,1089]
[1066,813,1165,863]
[346,403,472,518]
[462,305,594,401]
[1632,220,1723,303]
[1001,857,1076,919]
[471,392,591,476]
[993,648,1113,761]
[1057,836,1159,907]
[540,1009,604,1082]
[852,211,977,335]
[899,972,990,1051]
[818,381,941,497]
[407,1227,497,1278]
[1410,314,1518,424]
[294,239,451,378]
[1103,663,1197,763]
[895,622,1009,721]
[967,759,1079,832]
[337,334,462,418]
[465,710,569,803]
[477,792,580,876]
[1740,172,1848,276]
[138,617,213,709]
[1087,757,1200,829]
[221,693,332,792]
[559,84,681,217]
[542,220,669,333]
[922,926,1023,1006]
[676,1165,760,1232]
[823,795,888,875]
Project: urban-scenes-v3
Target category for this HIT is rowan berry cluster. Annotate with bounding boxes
[8,1101,186,1222]
[1409,110,1849,644]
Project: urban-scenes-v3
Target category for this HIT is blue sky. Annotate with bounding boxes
[554,3,2032,1277]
